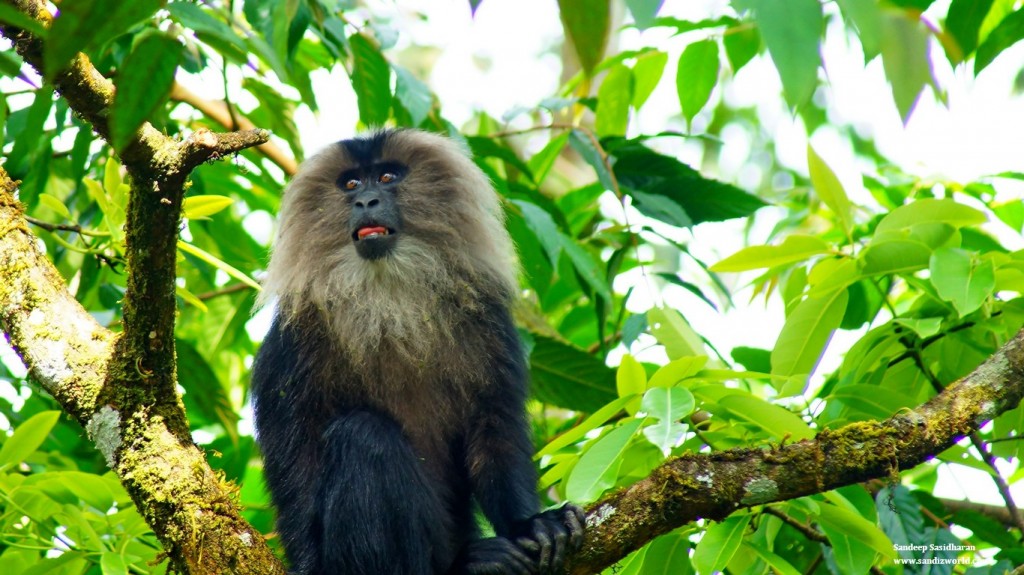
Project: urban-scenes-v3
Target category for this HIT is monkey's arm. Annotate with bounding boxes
[251,319,323,574]
[466,305,585,573]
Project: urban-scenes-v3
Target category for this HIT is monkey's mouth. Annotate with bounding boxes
[354,226,393,241]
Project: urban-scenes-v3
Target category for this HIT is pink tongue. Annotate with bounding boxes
[357,226,388,239]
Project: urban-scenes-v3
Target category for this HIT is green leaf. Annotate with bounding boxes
[568,129,617,193]
[177,241,261,291]
[817,502,897,560]
[876,485,927,560]
[176,339,239,436]
[565,419,642,503]
[752,0,823,109]
[880,10,932,123]
[929,247,995,316]
[611,140,767,225]
[640,387,694,454]
[771,288,848,395]
[639,533,693,575]
[626,0,664,29]
[183,195,235,220]
[349,33,392,126]
[0,411,60,471]
[641,386,695,422]
[718,395,813,440]
[616,354,647,415]
[100,551,128,575]
[527,132,569,183]
[529,336,617,412]
[393,65,433,126]
[537,395,635,458]
[876,198,986,233]
[649,306,704,359]
[167,2,249,57]
[859,237,933,275]
[731,346,771,373]
[743,542,802,575]
[831,384,918,419]
[711,234,830,272]
[807,145,854,237]
[648,356,707,388]
[723,24,760,73]
[676,39,719,126]
[38,193,71,220]
[596,64,632,137]
[837,0,884,60]
[692,514,751,574]
[111,32,182,151]
[44,0,165,80]
[631,50,667,109]
[976,9,1024,73]
[0,4,47,37]
[512,200,611,303]
[947,0,996,60]
[557,0,611,76]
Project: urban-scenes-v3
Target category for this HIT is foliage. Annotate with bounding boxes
[2,0,1024,573]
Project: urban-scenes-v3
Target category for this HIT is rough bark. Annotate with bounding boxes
[0,1,282,573]
[566,328,1024,574]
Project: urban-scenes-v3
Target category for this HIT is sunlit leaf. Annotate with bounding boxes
[111,31,182,151]
[565,419,642,503]
[752,0,823,109]
[692,514,751,574]
[947,0,996,60]
[771,288,848,395]
[0,411,60,471]
[880,10,932,123]
[929,247,995,316]
[557,0,611,76]
[976,8,1024,73]
[617,354,647,415]
[631,50,667,109]
[677,40,719,127]
[177,241,261,291]
[719,394,813,440]
[876,199,986,233]
[649,306,704,359]
[807,145,854,238]
[350,33,392,126]
[712,235,831,272]
[183,195,234,220]
[595,64,632,137]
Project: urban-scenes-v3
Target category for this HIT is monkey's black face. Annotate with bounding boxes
[338,162,407,260]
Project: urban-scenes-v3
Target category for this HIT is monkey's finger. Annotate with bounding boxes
[532,524,554,573]
[563,506,586,550]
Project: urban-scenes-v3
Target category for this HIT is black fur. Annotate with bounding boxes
[252,302,583,575]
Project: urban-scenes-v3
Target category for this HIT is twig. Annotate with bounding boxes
[170,82,297,176]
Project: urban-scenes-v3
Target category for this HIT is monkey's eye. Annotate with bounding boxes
[344,178,361,190]
[379,172,398,184]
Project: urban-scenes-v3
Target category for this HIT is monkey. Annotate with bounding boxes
[251,128,585,575]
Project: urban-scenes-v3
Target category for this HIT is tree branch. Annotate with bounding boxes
[0,1,282,572]
[568,327,1024,574]
[171,82,298,176]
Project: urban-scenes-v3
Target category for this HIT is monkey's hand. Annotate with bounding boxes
[512,504,586,574]
[453,536,537,575]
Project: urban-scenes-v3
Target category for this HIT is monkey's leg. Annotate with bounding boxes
[318,410,451,575]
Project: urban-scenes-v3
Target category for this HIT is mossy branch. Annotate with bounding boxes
[0,1,280,573]
[568,327,1024,574]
